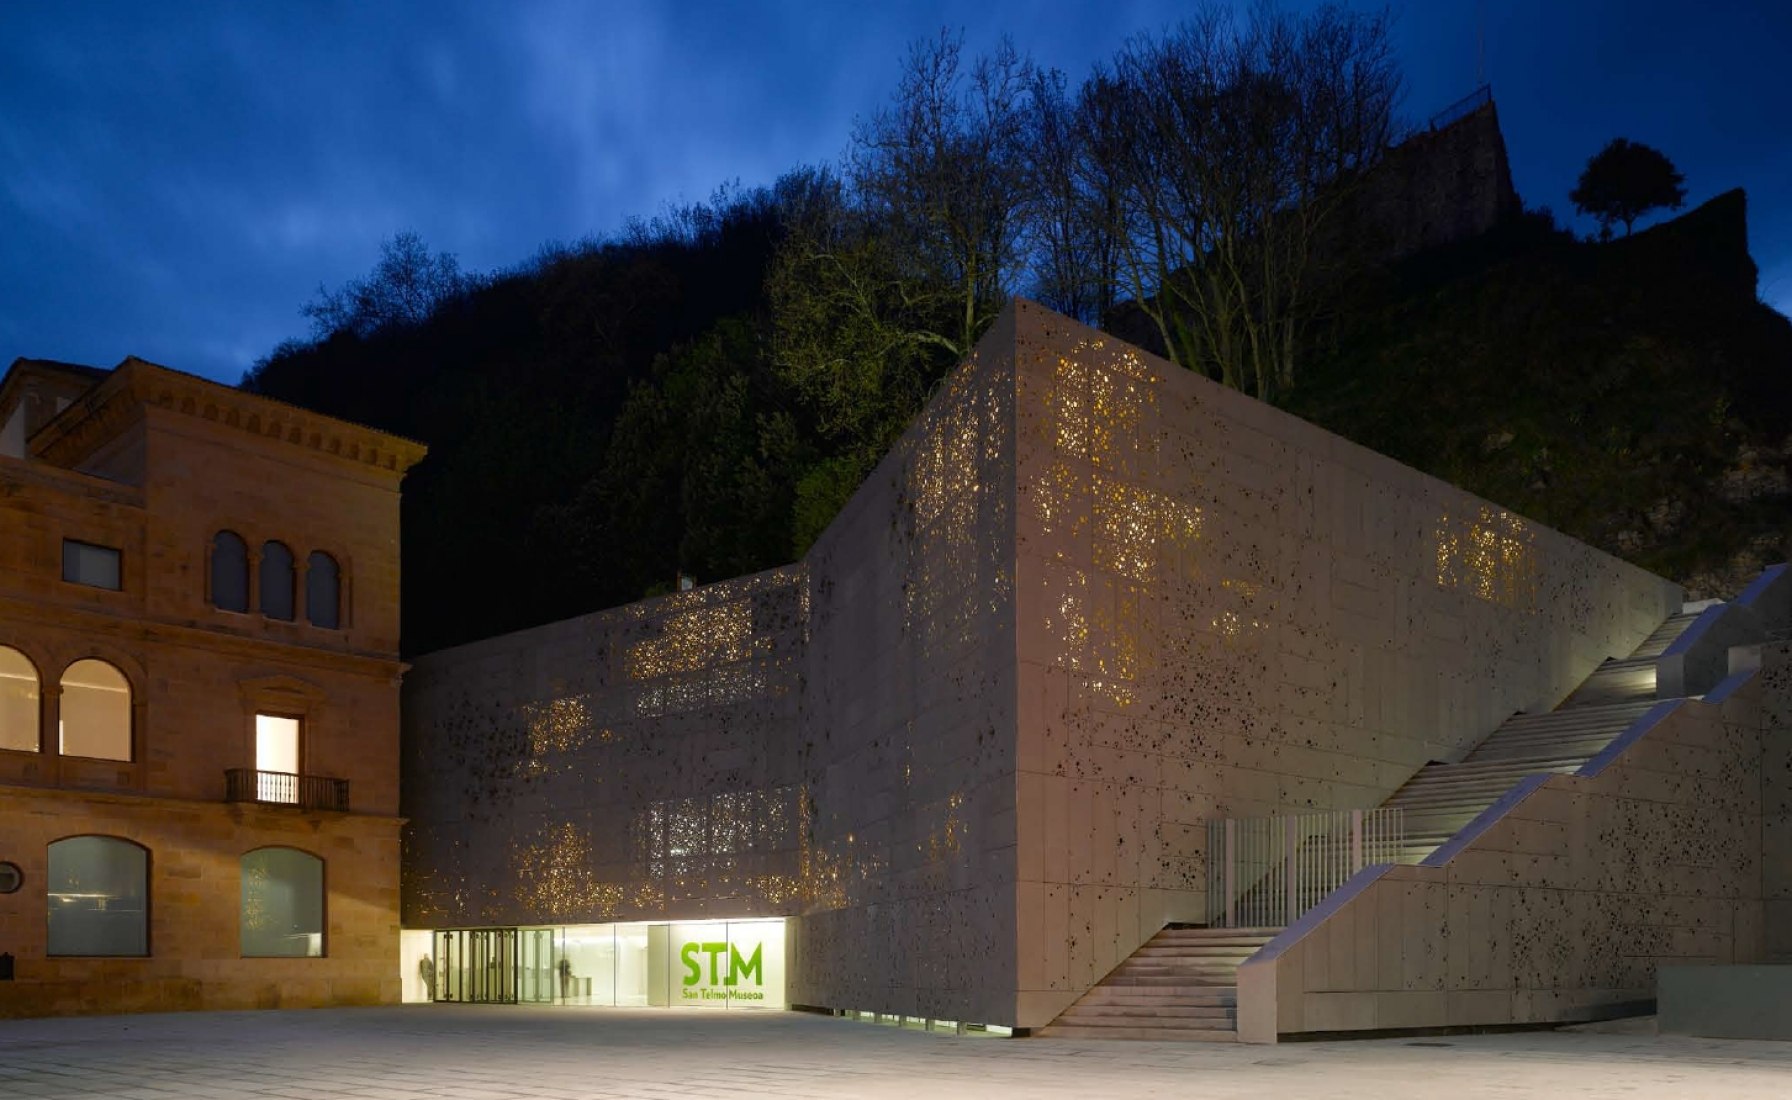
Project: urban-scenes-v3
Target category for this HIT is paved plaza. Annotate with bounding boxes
[1,1008,1790,1098]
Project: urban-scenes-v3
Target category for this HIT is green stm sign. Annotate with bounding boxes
[679,941,765,1001]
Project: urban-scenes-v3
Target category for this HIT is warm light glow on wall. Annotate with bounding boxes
[1435,506,1539,609]
[1033,339,1202,706]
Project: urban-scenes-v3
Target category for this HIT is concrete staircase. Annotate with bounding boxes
[1036,927,1279,1040]
[1041,604,1709,1041]
[1384,610,1701,863]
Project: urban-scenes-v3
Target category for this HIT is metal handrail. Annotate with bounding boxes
[224,768,350,812]
[1206,807,1404,928]
[1429,84,1492,131]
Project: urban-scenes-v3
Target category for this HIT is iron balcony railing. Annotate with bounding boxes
[225,768,350,812]
[1206,807,1404,928]
[1428,84,1492,131]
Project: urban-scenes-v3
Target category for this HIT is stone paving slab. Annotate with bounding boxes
[0,1007,1789,1098]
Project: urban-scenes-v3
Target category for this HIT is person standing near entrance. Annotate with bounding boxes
[418,954,435,1000]
[558,955,573,1001]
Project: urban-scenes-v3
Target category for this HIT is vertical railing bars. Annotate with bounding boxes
[1206,807,1404,928]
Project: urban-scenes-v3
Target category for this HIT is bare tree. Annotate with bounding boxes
[1025,67,1127,325]
[847,29,1036,358]
[302,231,472,339]
[770,32,1038,451]
[1094,4,1400,402]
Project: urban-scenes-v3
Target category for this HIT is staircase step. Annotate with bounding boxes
[1037,1024,1239,1041]
[1389,782,1534,802]
[1111,960,1251,972]
[1053,1010,1240,1024]
[1388,795,1515,811]
[1077,988,1237,1006]
[1466,745,1615,762]
[1390,763,1591,781]
[1494,703,1656,728]
[1400,766,1567,782]
[1103,976,1242,989]
[1146,931,1290,938]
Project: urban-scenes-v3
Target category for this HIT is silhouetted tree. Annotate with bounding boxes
[1024,66,1125,325]
[769,34,1038,548]
[1088,3,1401,402]
[1570,138,1686,238]
[301,231,473,338]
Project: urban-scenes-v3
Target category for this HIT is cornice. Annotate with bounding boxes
[0,591,410,683]
[29,358,427,477]
[0,778,406,826]
[0,451,146,508]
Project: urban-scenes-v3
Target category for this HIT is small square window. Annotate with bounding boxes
[62,540,121,591]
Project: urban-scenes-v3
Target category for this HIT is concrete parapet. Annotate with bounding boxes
[1659,965,1792,1039]
[1236,672,1768,1042]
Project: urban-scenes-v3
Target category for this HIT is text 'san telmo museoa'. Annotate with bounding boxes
[401,302,1792,1041]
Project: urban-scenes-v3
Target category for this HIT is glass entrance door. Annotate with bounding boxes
[433,928,518,1004]
[518,927,559,1004]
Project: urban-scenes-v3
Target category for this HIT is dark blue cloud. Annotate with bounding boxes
[3,1,1788,383]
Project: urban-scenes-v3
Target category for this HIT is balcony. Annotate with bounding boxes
[224,768,350,812]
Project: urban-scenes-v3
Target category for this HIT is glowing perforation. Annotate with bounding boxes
[520,695,592,767]
[1053,356,1092,459]
[1434,506,1539,610]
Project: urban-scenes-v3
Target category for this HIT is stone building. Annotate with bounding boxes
[1347,89,1522,263]
[0,356,424,1017]
[402,302,1791,1039]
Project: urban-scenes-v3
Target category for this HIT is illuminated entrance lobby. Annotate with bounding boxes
[401,302,1791,1040]
[423,919,786,1008]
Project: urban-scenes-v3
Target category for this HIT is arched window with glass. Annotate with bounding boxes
[260,541,295,621]
[47,836,148,956]
[210,530,249,612]
[59,658,131,761]
[0,646,40,752]
[305,551,340,629]
[241,847,324,957]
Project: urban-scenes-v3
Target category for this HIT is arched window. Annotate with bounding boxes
[211,531,249,612]
[241,847,323,957]
[305,551,340,629]
[47,836,148,957]
[260,541,295,621]
[0,646,39,752]
[59,659,131,761]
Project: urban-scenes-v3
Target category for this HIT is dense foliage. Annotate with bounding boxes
[1292,190,1791,589]
[244,10,1789,656]
[244,190,806,652]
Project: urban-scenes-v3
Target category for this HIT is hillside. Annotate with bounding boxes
[244,188,1792,656]
[243,195,812,655]
[1291,189,1792,596]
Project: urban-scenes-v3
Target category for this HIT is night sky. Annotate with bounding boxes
[4,1,1789,384]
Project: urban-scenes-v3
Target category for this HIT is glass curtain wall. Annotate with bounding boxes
[435,919,783,1009]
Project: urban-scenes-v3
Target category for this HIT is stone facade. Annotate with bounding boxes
[0,356,423,1017]
[1348,97,1521,263]
[401,302,1679,1028]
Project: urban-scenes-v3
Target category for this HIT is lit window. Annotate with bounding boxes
[306,552,340,629]
[254,714,301,803]
[61,540,120,591]
[0,646,39,753]
[59,659,131,761]
[241,847,323,957]
[47,836,148,957]
[211,531,249,612]
[260,541,295,621]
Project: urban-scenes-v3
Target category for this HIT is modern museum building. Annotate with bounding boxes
[399,303,1792,1040]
